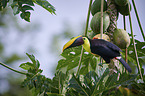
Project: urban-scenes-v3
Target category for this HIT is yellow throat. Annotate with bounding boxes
[82,37,91,53]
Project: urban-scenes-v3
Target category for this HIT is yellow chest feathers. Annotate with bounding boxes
[82,37,91,53]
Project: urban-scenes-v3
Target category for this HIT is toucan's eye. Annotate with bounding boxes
[83,38,86,40]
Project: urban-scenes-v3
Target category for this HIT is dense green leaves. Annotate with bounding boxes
[68,74,89,96]
[67,68,137,96]
[0,0,56,22]
[19,53,41,73]
[1,48,144,96]
[57,46,98,75]
[57,47,82,71]
[20,53,70,95]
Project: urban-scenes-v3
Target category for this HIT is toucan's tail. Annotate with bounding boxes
[118,58,132,73]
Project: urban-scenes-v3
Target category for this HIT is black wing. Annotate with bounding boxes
[89,39,121,63]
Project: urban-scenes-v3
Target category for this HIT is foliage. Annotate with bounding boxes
[17,47,144,96]
[57,46,98,75]
[19,53,69,96]
[0,0,56,22]
[0,0,145,96]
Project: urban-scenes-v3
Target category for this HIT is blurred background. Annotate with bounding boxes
[0,0,144,95]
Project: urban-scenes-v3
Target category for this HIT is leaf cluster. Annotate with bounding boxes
[19,43,145,96]
[20,53,69,96]
[0,0,56,22]
[57,46,98,75]
[67,69,137,96]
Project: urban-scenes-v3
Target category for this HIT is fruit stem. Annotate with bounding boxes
[76,0,93,77]
[0,62,27,75]
[128,1,143,80]
[123,15,128,73]
[100,0,104,39]
[132,0,145,41]
[99,0,104,66]
[123,15,127,62]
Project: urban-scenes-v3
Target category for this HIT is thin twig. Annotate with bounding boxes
[99,0,104,64]
[100,0,104,39]
[84,0,93,36]
[128,2,143,80]
[0,62,27,75]
[76,0,93,77]
[123,15,128,63]
[76,47,84,77]
[132,0,145,41]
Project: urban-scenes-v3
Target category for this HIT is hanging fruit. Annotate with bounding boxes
[93,34,110,42]
[113,28,130,49]
[115,0,129,6]
[117,2,131,16]
[90,12,110,34]
[91,0,107,16]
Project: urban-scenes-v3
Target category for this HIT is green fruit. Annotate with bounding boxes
[115,0,129,6]
[117,2,131,16]
[113,29,130,49]
[90,12,110,34]
[91,0,107,16]
[93,34,110,42]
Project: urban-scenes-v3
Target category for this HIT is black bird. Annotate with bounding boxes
[63,36,132,73]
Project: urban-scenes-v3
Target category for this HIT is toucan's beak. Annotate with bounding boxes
[63,36,84,52]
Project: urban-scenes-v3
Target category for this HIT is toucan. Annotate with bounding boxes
[63,36,132,73]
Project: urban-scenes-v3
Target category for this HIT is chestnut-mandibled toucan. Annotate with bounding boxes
[63,36,132,73]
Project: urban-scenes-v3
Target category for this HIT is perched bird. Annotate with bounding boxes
[63,36,132,73]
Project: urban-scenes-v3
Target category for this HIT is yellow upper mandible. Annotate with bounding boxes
[63,35,82,52]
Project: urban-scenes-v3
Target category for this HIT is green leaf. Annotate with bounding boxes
[51,71,69,94]
[36,59,40,69]
[79,66,89,75]
[19,62,34,70]
[46,92,63,96]
[12,5,20,15]
[84,71,99,91]
[26,53,36,66]
[57,46,98,74]
[68,74,89,96]
[92,68,110,95]
[33,0,56,14]
[17,0,34,6]
[2,0,8,8]
[118,73,137,85]
[20,11,31,22]
[57,47,82,71]
[22,5,34,11]
[19,53,42,74]
[80,53,97,75]
[105,73,118,88]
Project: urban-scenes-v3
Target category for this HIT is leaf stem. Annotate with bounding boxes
[0,62,27,75]
[76,0,93,77]
[76,47,84,77]
[128,2,143,80]
[132,0,145,41]
[58,72,61,94]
